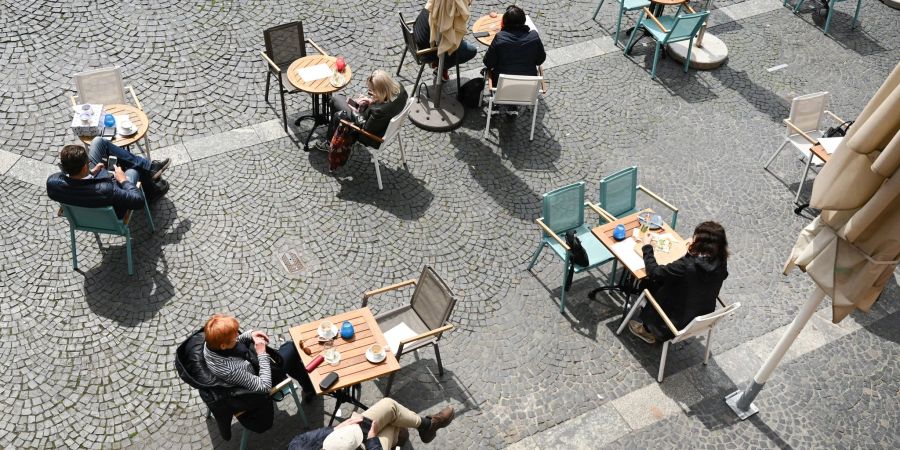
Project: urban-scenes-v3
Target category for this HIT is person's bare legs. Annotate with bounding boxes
[362,398,421,448]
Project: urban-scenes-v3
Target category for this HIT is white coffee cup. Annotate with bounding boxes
[318,320,334,338]
[368,344,385,357]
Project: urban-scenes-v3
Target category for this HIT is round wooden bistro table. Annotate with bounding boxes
[79,104,150,151]
[287,55,353,151]
[471,14,502,46]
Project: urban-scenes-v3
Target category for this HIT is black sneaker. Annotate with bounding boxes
[504,106,520,118]
[146,179,169,203]
[150,158,171,181]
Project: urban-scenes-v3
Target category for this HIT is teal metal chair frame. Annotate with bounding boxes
[624,7,709,79]
[58,183,154,275]
[206,378,309,450]
[592,0,653,45]
[527,182,617,313]
[788,0,862,35]
[597,166,679,228]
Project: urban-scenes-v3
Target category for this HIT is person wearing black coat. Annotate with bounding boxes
[482,5,546,86]
[629,221,730,344]
[322,70,408,149]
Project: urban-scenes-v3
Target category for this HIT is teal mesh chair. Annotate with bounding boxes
[597,166,679,228]
[789,0,861,35]
[58,184,154,275]
[592,0,652,45]
[527,182,617,313]
[624,8,709,79]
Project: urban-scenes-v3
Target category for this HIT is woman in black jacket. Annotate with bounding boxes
[482,5,546,86]
[629,221,729,344]
[321,70,408,149]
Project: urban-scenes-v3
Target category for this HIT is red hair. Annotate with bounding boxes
[204,314,239,350]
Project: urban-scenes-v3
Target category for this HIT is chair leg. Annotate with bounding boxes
[671,211,678,229]
[527,241,546,270]
[624,11,644,54]
[384,372,396,396]
[650,42,662,79]
[397,51,407,76]
[851,0,862,28]
[206,407,212,419]
[823,1,836,34]
[793,0,805,13]
[592,0,606,20]
[658,340,670,382]
[795,155,816,204]
[373,153,383,190]
[529,101,538,141]
[684,38,695,73]
[609,259,618,285]
[559,258,571,313]
[280,86,288,132]
[239,429,250,450]
[764,140,790,170]
[287,382,309,427]
[456,62,461,93]
[484,98,493,138]
[433,343,444,376]
[126,232,133,276]
[142,135,152,160]
[704,328,713,365]
[70,227,78,270]
[142,188,155,232]
[398,133,407,167]
[264,71,272,102]
[616,290,647,334]
[614,6,625,44]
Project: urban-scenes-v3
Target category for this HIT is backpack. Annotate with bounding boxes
[825,120,854,138]
[564,230,589,291]
[458,77,485,108]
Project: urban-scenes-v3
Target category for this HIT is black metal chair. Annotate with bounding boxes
[261,22,328,131]
[396,12,460,95]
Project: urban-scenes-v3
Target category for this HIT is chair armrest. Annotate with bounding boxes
[824,110,845,124]
[399,324,455,348]
[683,2,697,13]
[306,39,329,56]
[536,218,570,251]
[126,86,143,111]
[636,185,679,216]
[362,279,417,306]
[784,119,818,145]
[340,119,385,144]
[643,289,680,337]
[260,51,281,73]
[70,95,78,107]
[270,377,293,396]
[416,47,438,57]
[643,7,668,33]
[586,201,616,223]
[537,66,548,94]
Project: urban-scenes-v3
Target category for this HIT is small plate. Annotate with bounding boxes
[117,126,137,137]
[366,349,386,364]
[329,73,346,88]
[317,324,338,340]
[324,350,341,365]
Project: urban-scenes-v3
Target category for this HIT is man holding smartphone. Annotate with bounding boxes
[47,137,171,219]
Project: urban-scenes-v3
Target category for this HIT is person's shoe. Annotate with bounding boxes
[146,179,169,203]
[432,68,450,82]
[504,106,520,118]
[628,320,656,344]
[419,406,454,444]
[396,427,409,447]
[149,158,171,181]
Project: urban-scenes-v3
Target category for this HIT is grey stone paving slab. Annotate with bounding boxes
[0,150,20,176]
[612,372,703,429]
[251,119,290,143]
[509,403,631,450]
[8,155,56,186]
[150,143,192,167]
[183,126,261,161]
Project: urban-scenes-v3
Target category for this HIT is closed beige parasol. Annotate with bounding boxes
[426,0,471,56]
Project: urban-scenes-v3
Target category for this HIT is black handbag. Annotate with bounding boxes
[825,120,854,138]
[564,230,589,291]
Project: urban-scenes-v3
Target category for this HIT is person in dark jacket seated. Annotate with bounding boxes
[629,221,730,344]
[202,314,316,402]
[482,4,546,116]
[288,398,455,450]
[321,70,409,150]
[413,2,477,81]
[46,138,170,218]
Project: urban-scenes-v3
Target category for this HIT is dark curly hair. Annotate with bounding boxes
[688,221,728,262]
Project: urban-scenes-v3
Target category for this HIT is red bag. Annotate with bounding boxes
[328,122,357,171]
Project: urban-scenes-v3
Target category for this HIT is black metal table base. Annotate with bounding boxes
[295,93,332,152]
[588,268,642,323]
[624,4,669,56]
[327,384,366,426]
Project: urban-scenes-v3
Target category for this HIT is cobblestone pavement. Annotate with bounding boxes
[1,1,899,449]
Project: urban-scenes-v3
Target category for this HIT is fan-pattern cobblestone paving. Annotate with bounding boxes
[1,1,899,449]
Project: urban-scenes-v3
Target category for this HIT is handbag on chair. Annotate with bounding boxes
[328,111,358,171]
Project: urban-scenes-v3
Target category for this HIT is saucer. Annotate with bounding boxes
[366,349,386,363]
[324,350,341,365]
[117,126,137,137]
[329,73,346,88]
[317,324,338,340]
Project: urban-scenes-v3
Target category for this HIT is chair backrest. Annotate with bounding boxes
[788,92,830,134]
[494,74,542,105]
[663,12,709,44]
[598,166,638,219]
[399,13,426,64]
[410,266,455,330]
[264,22,307,68]
[672,302,741,343]
[381,98,416,145]
[542,182,586,235]
[74,67,126,105]
[60,203,127,235]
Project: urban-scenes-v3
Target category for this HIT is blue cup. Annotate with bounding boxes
[613,224,626,241]
[340,320,355,340]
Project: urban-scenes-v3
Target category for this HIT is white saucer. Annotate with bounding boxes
[329,73,346,88]
[324,350,341,365]
[366,349,387,363]
[117,126,137,137]
[317,324,338,340]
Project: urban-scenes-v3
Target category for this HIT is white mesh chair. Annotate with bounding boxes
[763,92,846,202]
[616,289,741,382]
[340,98,416,190]
[484,71,547,141]
[70,67,151,156]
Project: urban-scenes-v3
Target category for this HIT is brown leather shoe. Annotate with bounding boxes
[396,427,409,447]
[419,406,454,444]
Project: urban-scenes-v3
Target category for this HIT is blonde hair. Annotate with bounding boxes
[204,314,240,350]
[367,70,401,103]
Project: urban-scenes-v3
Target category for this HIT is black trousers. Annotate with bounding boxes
[273,342,315,394]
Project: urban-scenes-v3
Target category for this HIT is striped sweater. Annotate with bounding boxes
[203,330,272,393]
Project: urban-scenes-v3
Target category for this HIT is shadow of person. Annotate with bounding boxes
[371,362,480,420]
[82,196,189,326]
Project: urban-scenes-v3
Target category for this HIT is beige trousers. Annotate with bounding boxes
[355,398,422,449]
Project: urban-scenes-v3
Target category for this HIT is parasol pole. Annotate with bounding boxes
[408,18,465,132]
[434,35,445,107]
[725,287,827,419]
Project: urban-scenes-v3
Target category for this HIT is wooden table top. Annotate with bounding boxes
[591,210,688,279]
[286,55,353,95]
[290,307,399,395]
[651,0,688,5]
[79,104,148,147]
[472,14,502,46]
[809,143,831,164]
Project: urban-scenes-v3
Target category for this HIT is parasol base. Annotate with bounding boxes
[725,390,760,420]
[409,86,465,132]
[667,33,728,70]
[883,0,900,10]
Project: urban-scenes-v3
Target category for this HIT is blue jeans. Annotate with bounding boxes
[423,39,478,67]
[88,137,150,184]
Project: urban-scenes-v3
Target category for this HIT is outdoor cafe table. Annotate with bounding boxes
[290,307,399,425]
[471,14,539,46]
[590,209,688,319]
[78,104,149,148]
[286,54,353,151]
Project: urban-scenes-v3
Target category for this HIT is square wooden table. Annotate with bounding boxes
[290,307,400,396]
[591,209,688,280]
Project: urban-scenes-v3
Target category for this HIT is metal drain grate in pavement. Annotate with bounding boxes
[278,249,306,274]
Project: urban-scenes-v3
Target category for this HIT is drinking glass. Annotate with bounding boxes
[323,340,337,364]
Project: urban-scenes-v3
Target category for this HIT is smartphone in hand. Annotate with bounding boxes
[107,156,118,172]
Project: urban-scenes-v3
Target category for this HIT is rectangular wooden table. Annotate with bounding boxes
[592,209,688,280]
